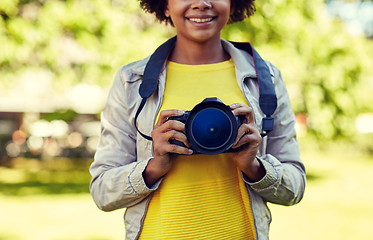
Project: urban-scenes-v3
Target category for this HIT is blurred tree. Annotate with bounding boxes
[222,0,373,144]
[0,0,173,92]
[1,0,372,145]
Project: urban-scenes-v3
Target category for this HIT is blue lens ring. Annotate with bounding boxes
[185,100,239,154]
[190,108,232,150]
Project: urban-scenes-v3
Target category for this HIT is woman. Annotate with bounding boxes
[89,0,306,239]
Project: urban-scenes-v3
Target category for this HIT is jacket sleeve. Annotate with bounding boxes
[89,68,158,212]
[244,63,306,206]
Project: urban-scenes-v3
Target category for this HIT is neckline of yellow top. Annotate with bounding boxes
[135,35,278,141]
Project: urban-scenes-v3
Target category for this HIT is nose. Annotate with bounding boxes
[191,0,212,10]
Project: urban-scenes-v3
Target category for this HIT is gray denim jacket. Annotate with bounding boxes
[89,40,306,240]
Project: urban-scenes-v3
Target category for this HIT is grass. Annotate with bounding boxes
[0,151,372,239]
[269,151,373,240]
[0,158,91,196]
[0,158,124,240]
[0,194,124,240]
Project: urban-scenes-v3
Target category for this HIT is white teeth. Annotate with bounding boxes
[189,17,213,23]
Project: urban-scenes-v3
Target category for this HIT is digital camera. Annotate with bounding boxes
[168,97,243,155]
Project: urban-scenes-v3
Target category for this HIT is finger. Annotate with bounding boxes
[166,129,191,148]
[152,122,187,145]
[230,103,250,111]
[229,102,243,109]
[233,131,262,149]
[234,123,251,145]
[153,115,186,136]
[163,118,186,132]
[233,124,260,147]
[156,109,185,126]
[230,104,255,124]
[156,129,192,154]
[155,139,193,155]
[166,144,193,155]
[152,136,192,156]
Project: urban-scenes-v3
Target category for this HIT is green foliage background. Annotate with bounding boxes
[1,0,373,148]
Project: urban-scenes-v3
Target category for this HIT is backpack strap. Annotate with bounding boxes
[134,36,277,140]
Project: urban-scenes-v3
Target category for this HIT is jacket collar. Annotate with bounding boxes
[221,39,257,80]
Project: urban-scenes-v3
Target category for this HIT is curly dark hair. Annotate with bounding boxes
[138,0,256,25]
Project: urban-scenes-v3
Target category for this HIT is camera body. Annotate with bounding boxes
[168,97,242,155]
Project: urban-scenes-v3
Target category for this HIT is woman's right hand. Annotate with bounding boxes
[143,109,193,187]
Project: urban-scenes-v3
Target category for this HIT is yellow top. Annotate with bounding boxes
[139,60,256,240]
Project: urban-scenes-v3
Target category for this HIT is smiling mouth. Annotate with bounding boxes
[188,17,215,23]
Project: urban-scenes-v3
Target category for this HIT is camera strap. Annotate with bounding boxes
[229,41,277,137]
[134,36,277,140]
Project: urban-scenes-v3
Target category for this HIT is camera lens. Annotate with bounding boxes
[190,108,233,151]
[184,97,240,155]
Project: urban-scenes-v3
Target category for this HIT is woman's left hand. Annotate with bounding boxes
[229,103,265,182]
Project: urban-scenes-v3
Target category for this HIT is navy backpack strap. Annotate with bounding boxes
[134,36,278,140]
